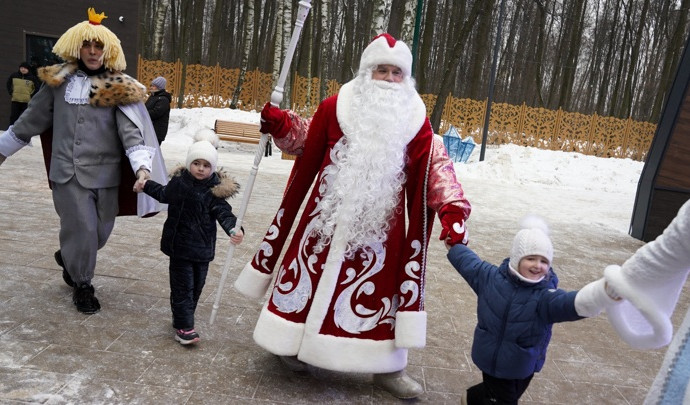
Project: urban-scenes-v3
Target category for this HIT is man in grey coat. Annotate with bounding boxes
[0,8,166,314]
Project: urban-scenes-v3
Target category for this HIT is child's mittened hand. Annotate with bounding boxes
[230,228,244,245]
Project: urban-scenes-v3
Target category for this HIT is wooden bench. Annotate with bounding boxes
[214,119,272,156]
[214,120,263,144]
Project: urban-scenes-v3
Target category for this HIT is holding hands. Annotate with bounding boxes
[133,168,150,193]
[438,205,469,249]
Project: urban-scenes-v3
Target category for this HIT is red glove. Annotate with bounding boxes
[260,102,291,138]
[438,205,469,246]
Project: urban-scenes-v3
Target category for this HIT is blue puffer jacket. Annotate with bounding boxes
[447,244,583,379]
[144,166,240,262]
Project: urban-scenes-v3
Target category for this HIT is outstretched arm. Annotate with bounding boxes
[604,200,690,349]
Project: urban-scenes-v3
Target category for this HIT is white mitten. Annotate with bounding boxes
[604,200,690,349]
[574,278,621,318]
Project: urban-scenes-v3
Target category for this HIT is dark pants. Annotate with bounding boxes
[466,372,534,405]
[169,258,209,330]
[9,101,28,125]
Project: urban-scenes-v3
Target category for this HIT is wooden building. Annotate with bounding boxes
[0,1,140,130]
[630,37,690,241]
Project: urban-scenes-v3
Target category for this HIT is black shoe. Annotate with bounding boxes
[72,284,101,314]
[55,250,75,287]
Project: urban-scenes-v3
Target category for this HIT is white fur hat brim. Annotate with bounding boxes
[358,33,413,77]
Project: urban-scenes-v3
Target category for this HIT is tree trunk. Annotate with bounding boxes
[231,0,254,108]
[620,0,650,118]
[466,0,494,100]
[399,0,417,45]
[429,0,486,132]
[651,0,690,122]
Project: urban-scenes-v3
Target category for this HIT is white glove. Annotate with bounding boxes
[604,200,690,349]
[574,277,621,318]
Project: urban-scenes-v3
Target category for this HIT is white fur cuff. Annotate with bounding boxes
[604,264,673,349]
[395,311,427,348]
[234,261,273,299]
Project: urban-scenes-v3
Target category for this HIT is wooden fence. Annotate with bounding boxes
[138,56,656,161]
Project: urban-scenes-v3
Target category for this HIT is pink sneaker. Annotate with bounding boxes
[175,328,200,345]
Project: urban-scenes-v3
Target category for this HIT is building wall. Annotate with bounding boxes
[0,1,140,130]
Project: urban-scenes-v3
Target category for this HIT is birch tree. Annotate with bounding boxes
[231,0,255,108]
[151,0,170,59]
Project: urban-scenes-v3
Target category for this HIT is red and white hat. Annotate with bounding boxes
[358,33,413,77]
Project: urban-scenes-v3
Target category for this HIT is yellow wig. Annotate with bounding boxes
[52,8,126,71]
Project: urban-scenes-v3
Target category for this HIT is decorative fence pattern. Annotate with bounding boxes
[138,57,656,161]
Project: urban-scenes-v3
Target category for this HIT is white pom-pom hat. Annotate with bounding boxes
[358,33,413,78]
[194,128,220,148]
[186,140,218,173]
[509,214,554,269]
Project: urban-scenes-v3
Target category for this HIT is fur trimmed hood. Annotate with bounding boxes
[38,62,147,107]
[170,164,240,199]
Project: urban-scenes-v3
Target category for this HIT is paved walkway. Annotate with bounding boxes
[0,139,686,404]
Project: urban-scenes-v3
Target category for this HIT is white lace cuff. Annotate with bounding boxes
[126,145,155,173]
[0,126,30,157]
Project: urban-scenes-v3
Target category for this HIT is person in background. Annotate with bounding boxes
[0,8,166,314]
[145,76,171,145]
[6,61,40,125]
[446,215,621,405]
[233,33,471,399]
[135,132,244,345]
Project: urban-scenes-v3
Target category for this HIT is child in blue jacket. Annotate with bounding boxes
[445,215,619,404]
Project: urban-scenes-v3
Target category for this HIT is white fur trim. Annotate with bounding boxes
[395,311,427,348]
[359,35,413,77]
[253,304,305,355]
[298,329,408,373]
[234,261,273,300]
[605,264,675,349]
[0,127,29,157]
[336,80,427,143]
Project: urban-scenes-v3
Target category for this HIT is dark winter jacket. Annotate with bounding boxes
[7,70,40,103]
[143,166,240,262]
[447,244,582,380]
[145,90,172,144]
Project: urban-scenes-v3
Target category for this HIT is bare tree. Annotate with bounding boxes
[231,0,255,108]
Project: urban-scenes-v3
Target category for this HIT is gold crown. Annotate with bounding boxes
[87,7,107,25]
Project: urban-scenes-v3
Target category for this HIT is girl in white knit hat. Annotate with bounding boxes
[445,214,620,404]
[134,132,244,344]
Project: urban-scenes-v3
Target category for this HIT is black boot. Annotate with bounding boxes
[72,283,101,314]
[54,250,75,287]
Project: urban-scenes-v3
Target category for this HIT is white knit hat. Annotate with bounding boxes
[358,33,413,77]
[186,140,218,173]
[509,214,554,270]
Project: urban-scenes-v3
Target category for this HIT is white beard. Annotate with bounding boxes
[312,72,419,258]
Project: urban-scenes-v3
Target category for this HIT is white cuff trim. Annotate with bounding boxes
[126,145,155,173]
[0,127,30,157]
[395,311,427,348]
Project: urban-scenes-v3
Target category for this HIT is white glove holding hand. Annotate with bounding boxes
[574,277,622,318]
[604,200,690,349]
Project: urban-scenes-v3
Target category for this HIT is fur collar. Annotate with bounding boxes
[38,62,147,107]
[170,165,240,199]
